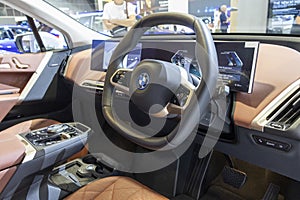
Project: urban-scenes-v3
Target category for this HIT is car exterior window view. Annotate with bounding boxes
[0,0,299,200]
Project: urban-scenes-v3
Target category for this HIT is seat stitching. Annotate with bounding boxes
[142,188,145,200]
[126,188,143,200]
[93,177,121,199]
[79,183,88,199]
[111,181,115,200]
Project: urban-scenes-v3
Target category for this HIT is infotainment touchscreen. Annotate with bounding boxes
[215,41,259,93]
[91,40,142,71]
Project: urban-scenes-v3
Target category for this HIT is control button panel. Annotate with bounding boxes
[252,135,291,152]
[25,123,88,147]
[112,71,131,87]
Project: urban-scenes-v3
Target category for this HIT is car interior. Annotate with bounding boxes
[0,0,300,200]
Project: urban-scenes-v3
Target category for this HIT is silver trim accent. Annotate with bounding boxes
[0,63,11,69]
[80,79,104,91]
[251,79,300,131]
[16,135,36,163]
[18,52,53,102]
[247,42,259,93]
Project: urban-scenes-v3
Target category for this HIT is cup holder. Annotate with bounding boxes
[78,155,114,178]
[95,165,104,174]
[81,155,97,164]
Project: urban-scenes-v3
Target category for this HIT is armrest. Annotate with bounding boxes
[0,134,25,171]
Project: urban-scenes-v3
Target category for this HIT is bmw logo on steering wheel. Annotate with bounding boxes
[137,72,150,90]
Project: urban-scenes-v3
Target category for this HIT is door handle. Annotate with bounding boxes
[12,57,30,69]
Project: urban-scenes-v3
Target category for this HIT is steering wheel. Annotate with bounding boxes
[102,12,218,150]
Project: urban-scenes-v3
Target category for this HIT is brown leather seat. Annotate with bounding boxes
[65,176,169,200]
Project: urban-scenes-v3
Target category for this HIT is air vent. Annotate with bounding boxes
[266,87,300,130]
[81,80,104,91]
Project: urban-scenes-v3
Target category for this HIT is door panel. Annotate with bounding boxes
[0,50,72,126]
[0,53,46,93]
[0,83,20,122]
[0,93,19,122]
[0,53,45,72]
[0,72,32,92]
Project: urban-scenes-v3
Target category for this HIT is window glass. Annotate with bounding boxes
[43,0,300,36]
[0,3,67,54]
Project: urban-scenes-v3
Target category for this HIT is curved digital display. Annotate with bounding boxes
[91,39,259,93]
[91,40,142,71]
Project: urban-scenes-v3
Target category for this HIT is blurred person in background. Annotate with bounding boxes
[102,0,136,35]
[291,12,300,34]
[213,7,221,32]
[219,5,230,33]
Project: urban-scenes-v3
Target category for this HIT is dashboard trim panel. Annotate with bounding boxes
[234,43,300,130]
[251,79,300,131]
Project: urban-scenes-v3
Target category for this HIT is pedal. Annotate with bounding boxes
[222,166,247,189]
[262,183,280,200]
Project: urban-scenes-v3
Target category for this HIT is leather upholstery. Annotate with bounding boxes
[0,93,19,123]
[0,118,59,193]
[65,176,169,200]
[0,118,59,137]
[0,167,17,194]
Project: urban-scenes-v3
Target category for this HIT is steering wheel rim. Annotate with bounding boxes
[102,12,219,150]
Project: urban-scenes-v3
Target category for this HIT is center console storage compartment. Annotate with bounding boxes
[49,154,115,193]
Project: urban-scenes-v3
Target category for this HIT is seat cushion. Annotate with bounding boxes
[65,176,169,200]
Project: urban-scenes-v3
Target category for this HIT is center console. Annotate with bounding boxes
[0,122,91,199]
[49,154,115,194]
[20,122,116,196]
[24,123,87,147]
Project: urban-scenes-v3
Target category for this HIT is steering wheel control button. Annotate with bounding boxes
[175,85,190,106]
[137,72,150,90]
[252,135,291,152]
[113,70,131,87]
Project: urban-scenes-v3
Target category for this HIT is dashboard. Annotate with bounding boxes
[65,35,300,182]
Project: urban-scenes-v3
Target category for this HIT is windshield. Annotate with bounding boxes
[43,0,300,36]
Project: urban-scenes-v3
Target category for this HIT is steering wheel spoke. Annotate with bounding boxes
[150,83,194,117]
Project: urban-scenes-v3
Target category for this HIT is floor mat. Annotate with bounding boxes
[201,157,288,200]
[200,185,245,200]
